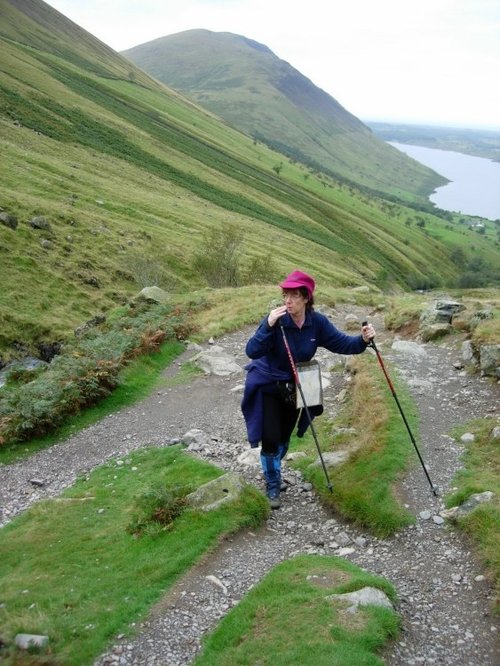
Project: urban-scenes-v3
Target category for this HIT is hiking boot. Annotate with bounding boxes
[268,492,281,510]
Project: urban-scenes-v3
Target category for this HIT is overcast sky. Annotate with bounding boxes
[45,0,500,130]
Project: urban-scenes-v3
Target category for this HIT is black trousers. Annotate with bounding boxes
[261,384,300,455]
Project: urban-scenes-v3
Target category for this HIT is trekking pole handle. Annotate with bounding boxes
[361,321,376,349]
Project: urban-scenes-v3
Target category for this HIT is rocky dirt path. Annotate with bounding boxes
[1,307,498,665]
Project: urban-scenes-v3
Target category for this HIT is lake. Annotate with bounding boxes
[389,142,500,221]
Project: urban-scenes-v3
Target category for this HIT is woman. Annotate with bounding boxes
[241,269,375,509]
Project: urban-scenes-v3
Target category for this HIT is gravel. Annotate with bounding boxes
[0,307,498,665]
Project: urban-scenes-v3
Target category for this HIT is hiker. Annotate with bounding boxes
[241,269,375,509]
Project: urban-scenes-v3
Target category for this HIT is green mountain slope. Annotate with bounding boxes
[0,0,498,361]
[122,29,444,199]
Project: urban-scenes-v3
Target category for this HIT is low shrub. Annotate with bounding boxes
[0,355,122,442]
[127,483,193,537]
[193,223,243,287]
[0,301,196,446]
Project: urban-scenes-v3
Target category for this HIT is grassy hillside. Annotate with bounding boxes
[122,29,446,200]
[0,0,498,362]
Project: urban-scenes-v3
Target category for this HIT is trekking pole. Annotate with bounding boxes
[279,323,333,493]
[362,321,438,496]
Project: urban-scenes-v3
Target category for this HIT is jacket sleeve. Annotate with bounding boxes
[245,317,277,359]
[317,314,367,355]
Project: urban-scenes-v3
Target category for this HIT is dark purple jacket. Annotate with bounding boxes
[241,310,367,445]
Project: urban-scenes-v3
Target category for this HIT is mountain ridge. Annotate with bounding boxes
[122,28,442,197]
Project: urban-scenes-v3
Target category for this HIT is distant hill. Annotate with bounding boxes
[122,29,443,199]
[1,0,498,361]
[367,122,500,162]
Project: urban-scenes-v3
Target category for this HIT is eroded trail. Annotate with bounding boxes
[1,309,498,665]
[358,338,499,666]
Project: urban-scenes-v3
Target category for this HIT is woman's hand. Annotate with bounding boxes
[361,322,376,343]
[268,304,288,327]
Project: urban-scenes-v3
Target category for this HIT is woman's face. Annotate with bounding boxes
[282,289,308,316]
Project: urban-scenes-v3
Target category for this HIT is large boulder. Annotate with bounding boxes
[420,299,465,326]
[134,286,169,304]
[440,491,495,522]
[461,340,499,378]
[471,309,494,328]
[186,472,246,511]
[420,323,452,342]
[0,211,18,230]
[479,344,500,378]
[461,340,479,367]
[192,345,242,376]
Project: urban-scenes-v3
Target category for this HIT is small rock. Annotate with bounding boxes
[29,215,51,230]
[337,547,355,556]
[15,634,49,650]
[206,575,227,595]
[327,586,393,610]
[336,531,351,547]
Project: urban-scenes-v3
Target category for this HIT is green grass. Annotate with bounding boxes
[1,3,499,362]
[0,446,268,664]
[193,554,400,666]
[291,354,415,537]
[446,419,500,610]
